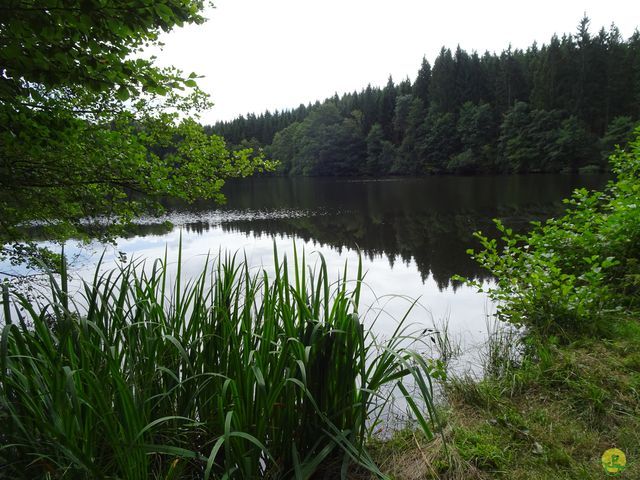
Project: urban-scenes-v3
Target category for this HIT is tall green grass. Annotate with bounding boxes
[0,245,436,479]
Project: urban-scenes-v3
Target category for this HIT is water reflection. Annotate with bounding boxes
[139,174,607,290]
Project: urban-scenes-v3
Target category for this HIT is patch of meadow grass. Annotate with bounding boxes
[416,320,640,479]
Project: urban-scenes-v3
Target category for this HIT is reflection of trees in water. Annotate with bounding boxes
[183,221,211,236]
[214,206,555,291]
[16,177,608,293]
[20,220,175,242]
[121,222,173,239]
[130,176,609,291]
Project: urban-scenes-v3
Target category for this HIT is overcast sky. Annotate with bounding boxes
[152,0,640,124]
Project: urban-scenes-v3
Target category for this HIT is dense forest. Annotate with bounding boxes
[209,17,640,176]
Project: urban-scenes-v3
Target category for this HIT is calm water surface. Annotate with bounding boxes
[47,174,607,373]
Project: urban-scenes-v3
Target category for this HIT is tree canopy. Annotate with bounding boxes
[0,1,273,260]
[212,16,640,177]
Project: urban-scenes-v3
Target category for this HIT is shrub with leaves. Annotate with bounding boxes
[464,129,640,337]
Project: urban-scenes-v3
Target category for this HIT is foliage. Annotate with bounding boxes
[0,1,275,255]
[552,116,598,172]
[213,17,640,177]
[465,130,640,336]
[497,102,566,173]
[0,247,438,479]
[600,115,639,163]
[267,104,365,176]
[365,123,395,175]
[420,110,459,173]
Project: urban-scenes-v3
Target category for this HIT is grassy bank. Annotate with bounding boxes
[372,320,640,479]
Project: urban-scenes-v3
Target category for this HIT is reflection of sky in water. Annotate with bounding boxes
[23,223,494,377]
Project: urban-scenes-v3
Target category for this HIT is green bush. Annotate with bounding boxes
[465,129,640,337]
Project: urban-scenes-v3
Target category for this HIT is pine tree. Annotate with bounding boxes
[378,76,397,140]
[413,57,431,107]
[429,48,456,113]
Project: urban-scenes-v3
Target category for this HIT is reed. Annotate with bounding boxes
[0,245,436,479]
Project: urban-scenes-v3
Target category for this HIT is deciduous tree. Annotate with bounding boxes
[0,1,273,262]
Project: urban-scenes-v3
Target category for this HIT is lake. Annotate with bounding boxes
[36,174,607,374]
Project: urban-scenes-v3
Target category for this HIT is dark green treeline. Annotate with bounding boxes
[209,17,640,176]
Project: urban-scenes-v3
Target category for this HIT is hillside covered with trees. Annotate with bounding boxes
[210,17,640,176]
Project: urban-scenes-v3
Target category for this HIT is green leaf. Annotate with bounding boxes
[116,85,130,101]
[154,4,174,21]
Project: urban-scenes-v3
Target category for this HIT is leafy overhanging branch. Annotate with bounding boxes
[0,1,277,267]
